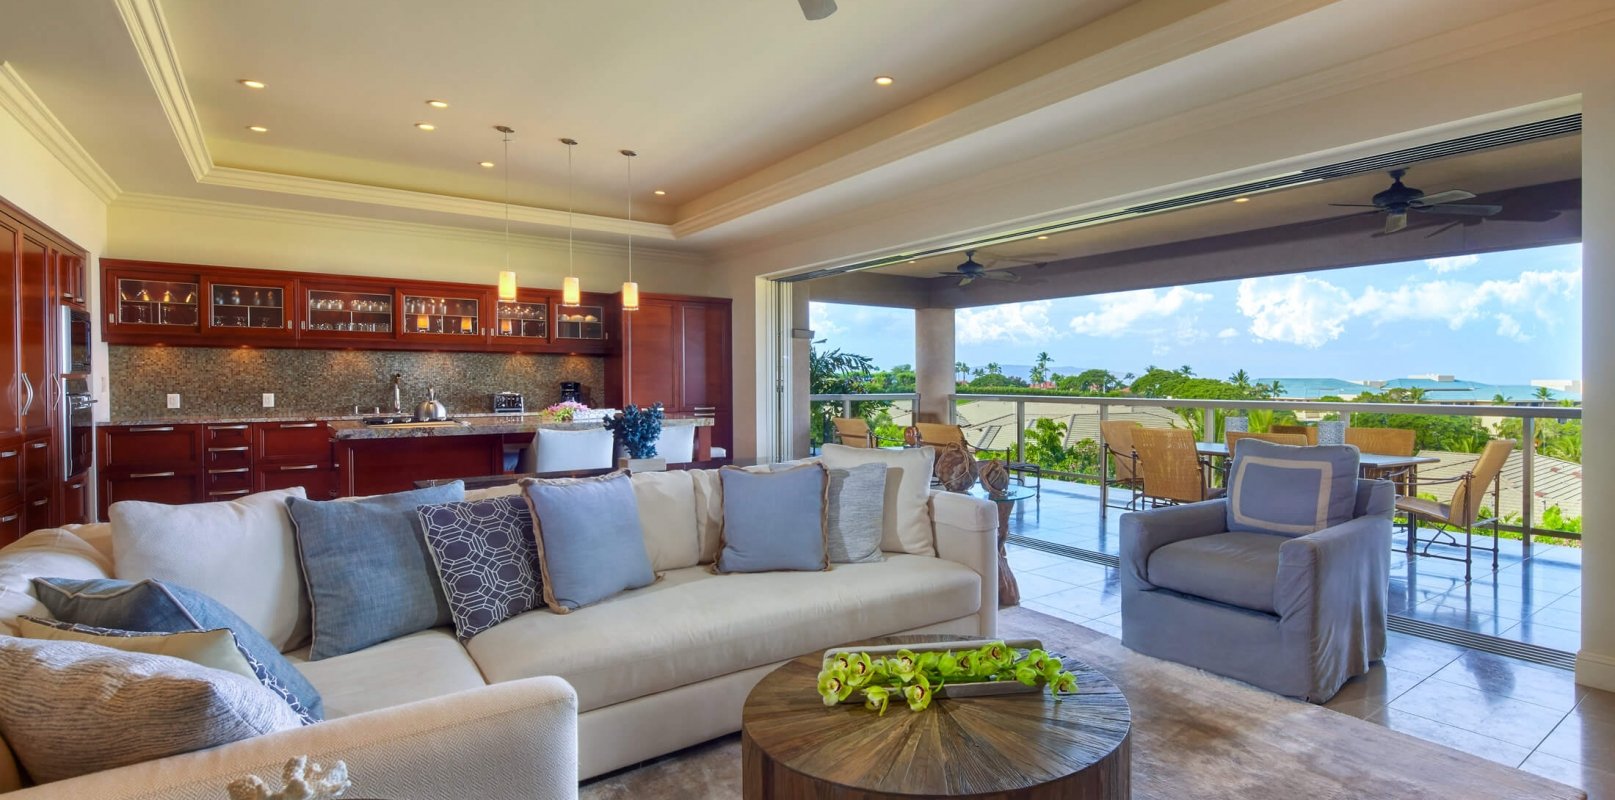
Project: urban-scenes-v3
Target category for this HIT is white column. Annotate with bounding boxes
[790,285,813,458]
[1579,79,1615,691]
[915,308,956,424]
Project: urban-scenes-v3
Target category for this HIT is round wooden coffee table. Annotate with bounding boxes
[741,635,1131,799]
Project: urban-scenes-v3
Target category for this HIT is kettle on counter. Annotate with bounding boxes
[415,387,450,422]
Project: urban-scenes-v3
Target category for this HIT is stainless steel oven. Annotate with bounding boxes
[61,307,91,375]
[62,375,94,477]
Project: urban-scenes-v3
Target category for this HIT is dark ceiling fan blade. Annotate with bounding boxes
[1417,203,1502,216]
[1384,213,1408,234]
[1328,203,1382,208]
[797,0,837,20]
[958,276,975,287]
[983,271,1021,283]
[936,272,964,278]
[1416,190,1476,206]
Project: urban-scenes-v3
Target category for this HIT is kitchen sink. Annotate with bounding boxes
[361,417,467,429]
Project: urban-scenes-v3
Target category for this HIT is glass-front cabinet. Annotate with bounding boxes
[555,304,605,342]
[399,292,486,342]
[494,296,548,342]
[204,277,295,338]
[301,283,395,339]
[109,270,201,333]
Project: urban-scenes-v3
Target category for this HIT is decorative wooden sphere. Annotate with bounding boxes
[978,458,1011,497]
[903,426,923,447]
[935,444,978,492]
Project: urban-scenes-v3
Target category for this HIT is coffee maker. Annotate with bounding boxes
[559,382,583,403]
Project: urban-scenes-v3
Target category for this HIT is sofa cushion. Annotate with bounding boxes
[826,462,888,564]
[287,482,465,660]
[633,470,700,571]
[521,472,655,613]
[0,734,19,793]
[0,529,111,636]
[285,628,487,718]
[417,495,542,641]
[1226,440,1359,537]
[465,555,981,712]
[715,464,829,574]
[0,637,304,784]
[691,468,724,563]
[819,444,937,556]
[30,577,324,721]
[1148,532,1285,614]
[111,487,309,653]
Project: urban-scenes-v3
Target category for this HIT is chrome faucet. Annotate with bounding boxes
[390,373,403,415]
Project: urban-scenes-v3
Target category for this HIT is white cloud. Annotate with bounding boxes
[1235,275,1354,347]
[1067,286,1212,337]
[1425,255,1479,273]
[808,302,845,337]
[956,301,1058,345]
[1216,327,1239,339]
[1494,313,1528,342]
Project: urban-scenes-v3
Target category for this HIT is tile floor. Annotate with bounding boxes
[1007,543,1615,797]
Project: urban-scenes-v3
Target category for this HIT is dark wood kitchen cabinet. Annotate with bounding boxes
[98,423,205,518]
[605,293,732,453]
[98,419,338,516]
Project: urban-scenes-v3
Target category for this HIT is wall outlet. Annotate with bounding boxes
[262,393,275,408]
[166,393,181,409]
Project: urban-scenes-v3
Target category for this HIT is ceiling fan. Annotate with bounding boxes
[938,250,1020,287]
[798,0,836,20]
[1330,168,1502,235]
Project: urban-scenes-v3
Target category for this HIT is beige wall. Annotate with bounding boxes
[1578,80,1614,692]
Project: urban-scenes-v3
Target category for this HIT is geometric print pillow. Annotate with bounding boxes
[416,495,542,640]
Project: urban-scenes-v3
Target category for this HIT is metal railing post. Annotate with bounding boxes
[1520,416,1534,558]
[1098,404,1110,515]
[1015,400,1026,462]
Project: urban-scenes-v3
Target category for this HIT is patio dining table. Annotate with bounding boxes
[1194,441,1441,475]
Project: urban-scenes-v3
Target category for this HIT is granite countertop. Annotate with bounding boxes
[328,414,711,440]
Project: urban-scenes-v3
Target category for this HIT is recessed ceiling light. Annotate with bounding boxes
[478,161,495,168]
[415,122,436,131]
[1036,235,1049,240]
[874,76,895,86]
[653,189,667,196]
[238,79,266,89]
[1233,196,1251,203]
[426,99,449,108]
[246,125,269,133]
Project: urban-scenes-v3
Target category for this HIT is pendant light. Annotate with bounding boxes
[620,149,639,312]
[495,126,518,301]
[560,137,581,307]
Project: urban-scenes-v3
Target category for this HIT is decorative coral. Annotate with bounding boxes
[605,402,665,459]
[226,756,350,800]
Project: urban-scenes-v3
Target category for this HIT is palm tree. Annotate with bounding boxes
[985,362,1003,376]
[1492,393,1509,405]
[1228,369,1251,390]
[1029,351,1052,384]
[955,362,970,383]
[971,367,986,378]
[1407,387,1428,403]
[1178,365,1195,376]
[1534,386,1555,402]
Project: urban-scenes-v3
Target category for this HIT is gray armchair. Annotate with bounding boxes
[1120,479,1394,703]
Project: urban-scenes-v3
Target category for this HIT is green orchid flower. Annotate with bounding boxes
[827,652,853,674]
[863,685,891,716]
[935,651,963,679]
[917,651,941,674]
[1049,671,1078,695]
[1025,649,1050,674]
[903,674,934,712]
[1040,655,1065,683]
[1013,663,1041,686]
[887,650,920,684]
[844,653,877,688]
[816,667,855,706]
[978,641,1014,670]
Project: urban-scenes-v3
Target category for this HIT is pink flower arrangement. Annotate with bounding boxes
[538,400,591,422]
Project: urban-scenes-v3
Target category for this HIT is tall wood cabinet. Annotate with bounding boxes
[0,195,89,544]
[605,293,733,453]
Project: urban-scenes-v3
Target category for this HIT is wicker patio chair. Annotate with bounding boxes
[909,422,1041,498]
[1346,427,1419,492]
[1099,420,1144,510]
[1270,424,1319,444]
[1133,427,1223,506]
[1393,438,1514,581]
[831,417,878,448]
[1224,431,1308,455]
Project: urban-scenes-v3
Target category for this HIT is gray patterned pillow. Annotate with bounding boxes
[417,496,542,640]
[0,637,304,783]
[826,462,888,563]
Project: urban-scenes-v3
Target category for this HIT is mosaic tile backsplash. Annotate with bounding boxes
[108,346,605,420]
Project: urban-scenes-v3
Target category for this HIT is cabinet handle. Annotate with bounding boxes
[278,422,319,429]
[0,513,16,523]
[61,292,74,301]
[30,498,48,507]
[27,441,47,450]
[208,467,250,474]
[68,482,83,490]
[130,426,175,433]
[209,424,250,431]
[280,464,320,471]
[286,321,293,329]
[19,373,34,416]
[129,471,177,478]
[208,446,250,452]
[208,489,251,497]
[693,406,718,412]
[0,451,15,458]
[108,312,115,325]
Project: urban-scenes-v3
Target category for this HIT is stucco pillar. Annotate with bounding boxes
[790,284,813,459]
[915,308,956,424]
[1579,83,1615,691]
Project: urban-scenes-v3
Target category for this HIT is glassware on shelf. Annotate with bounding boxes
[184,290,197,303]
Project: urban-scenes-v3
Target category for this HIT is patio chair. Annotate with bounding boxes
[1100,420,1144,511]
[1270,424,1319,444]
[909,422,1041,498]
[1133,427,1223,505]
[830,417,892,448]
[1393,438,1514,581]
[1345,427,1418,493]
[1225,431,1309,455]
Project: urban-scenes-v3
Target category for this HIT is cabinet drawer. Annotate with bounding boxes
[61,476,89,525]
[256,463,336,500]
[101,425,203,472]
[205,469,254,497]
[21,437,51,491]
[204,445,253,472]
[0,445,19,501]
[23,491,51,533]
[255,422,331,462]
[204,423,253,448]
[0,501,21,547]
[102,472,201,509]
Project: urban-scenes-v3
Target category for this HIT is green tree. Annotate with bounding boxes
[1029,351,1052,385]
[955,362,970,383]
[1059,368,1118,393]
[969,372,1029,389]
[1492,393,1510,405]
[1534,386,1555,402]
[985,362,1003,376]
[1406,387,1428,403]
[1228,369,1251,391]
[1024,418,1069,468]
[808,342,886,447]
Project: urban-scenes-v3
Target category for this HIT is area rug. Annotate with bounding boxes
[580,607,1583,799]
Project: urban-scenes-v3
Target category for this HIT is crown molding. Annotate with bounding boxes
[112,192,705,264]
[116,0,210,181]
[0,63,121,203]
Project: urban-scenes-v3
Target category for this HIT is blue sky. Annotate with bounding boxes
[809,243,1581,384]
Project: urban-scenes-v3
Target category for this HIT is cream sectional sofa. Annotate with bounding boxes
[0,466,999,797]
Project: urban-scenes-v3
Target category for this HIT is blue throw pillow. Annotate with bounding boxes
[715,463,829,573]
[30,577,323,720]
[417,495,542,640]
[1226,439,1359,537]
[286,482,466,660]
[519,472,654,613]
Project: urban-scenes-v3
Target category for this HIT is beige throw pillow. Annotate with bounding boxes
[818,444,937,556]
[13,616,259,682]
[632,470,700,571]
[0,528,113,636]
[0,637,304,784]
